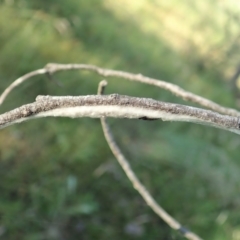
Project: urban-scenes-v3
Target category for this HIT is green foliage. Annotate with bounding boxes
[0,0,240,239]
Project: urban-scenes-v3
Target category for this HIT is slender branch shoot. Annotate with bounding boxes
[0,94,239,135]
[1,63,239,117]
[98,80,203,240]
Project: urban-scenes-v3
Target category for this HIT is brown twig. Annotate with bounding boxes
[0,69,47,106]
[46,63,240,116]
[1,63,239,117]
[98,80,203,240]
[0,94,239,135]
[0,66,239,239]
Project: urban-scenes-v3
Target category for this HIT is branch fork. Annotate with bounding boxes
[1,63,239,240]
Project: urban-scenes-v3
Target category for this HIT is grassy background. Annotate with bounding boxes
[0,0,240,239]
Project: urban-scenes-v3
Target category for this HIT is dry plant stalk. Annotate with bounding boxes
[98,80,203,240]
[1,63,240,117]
[0,94,239,135]
[1,63,239,240]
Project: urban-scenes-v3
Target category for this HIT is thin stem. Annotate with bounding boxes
[1,63,239,117]
[98,81,203,240]
[0,94,239,135]
[46,63,240,116]
[0,69,47,106]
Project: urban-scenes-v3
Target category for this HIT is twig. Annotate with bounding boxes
[0,66,238,240]
[1,63,239,117]
[98,80,203,240]
[45,63,240,116]
[0,69,47,105]
[0,94,239,135]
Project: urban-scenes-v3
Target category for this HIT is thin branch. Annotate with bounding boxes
[0,65,238,239]
[45,63,240,116]
[0,94,239,135]
[0,69,47,105]
[0,66,237,240]
[98,81,203,240]
[1,63,239,117]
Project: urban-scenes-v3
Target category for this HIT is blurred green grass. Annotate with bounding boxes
[0,0,240,239]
